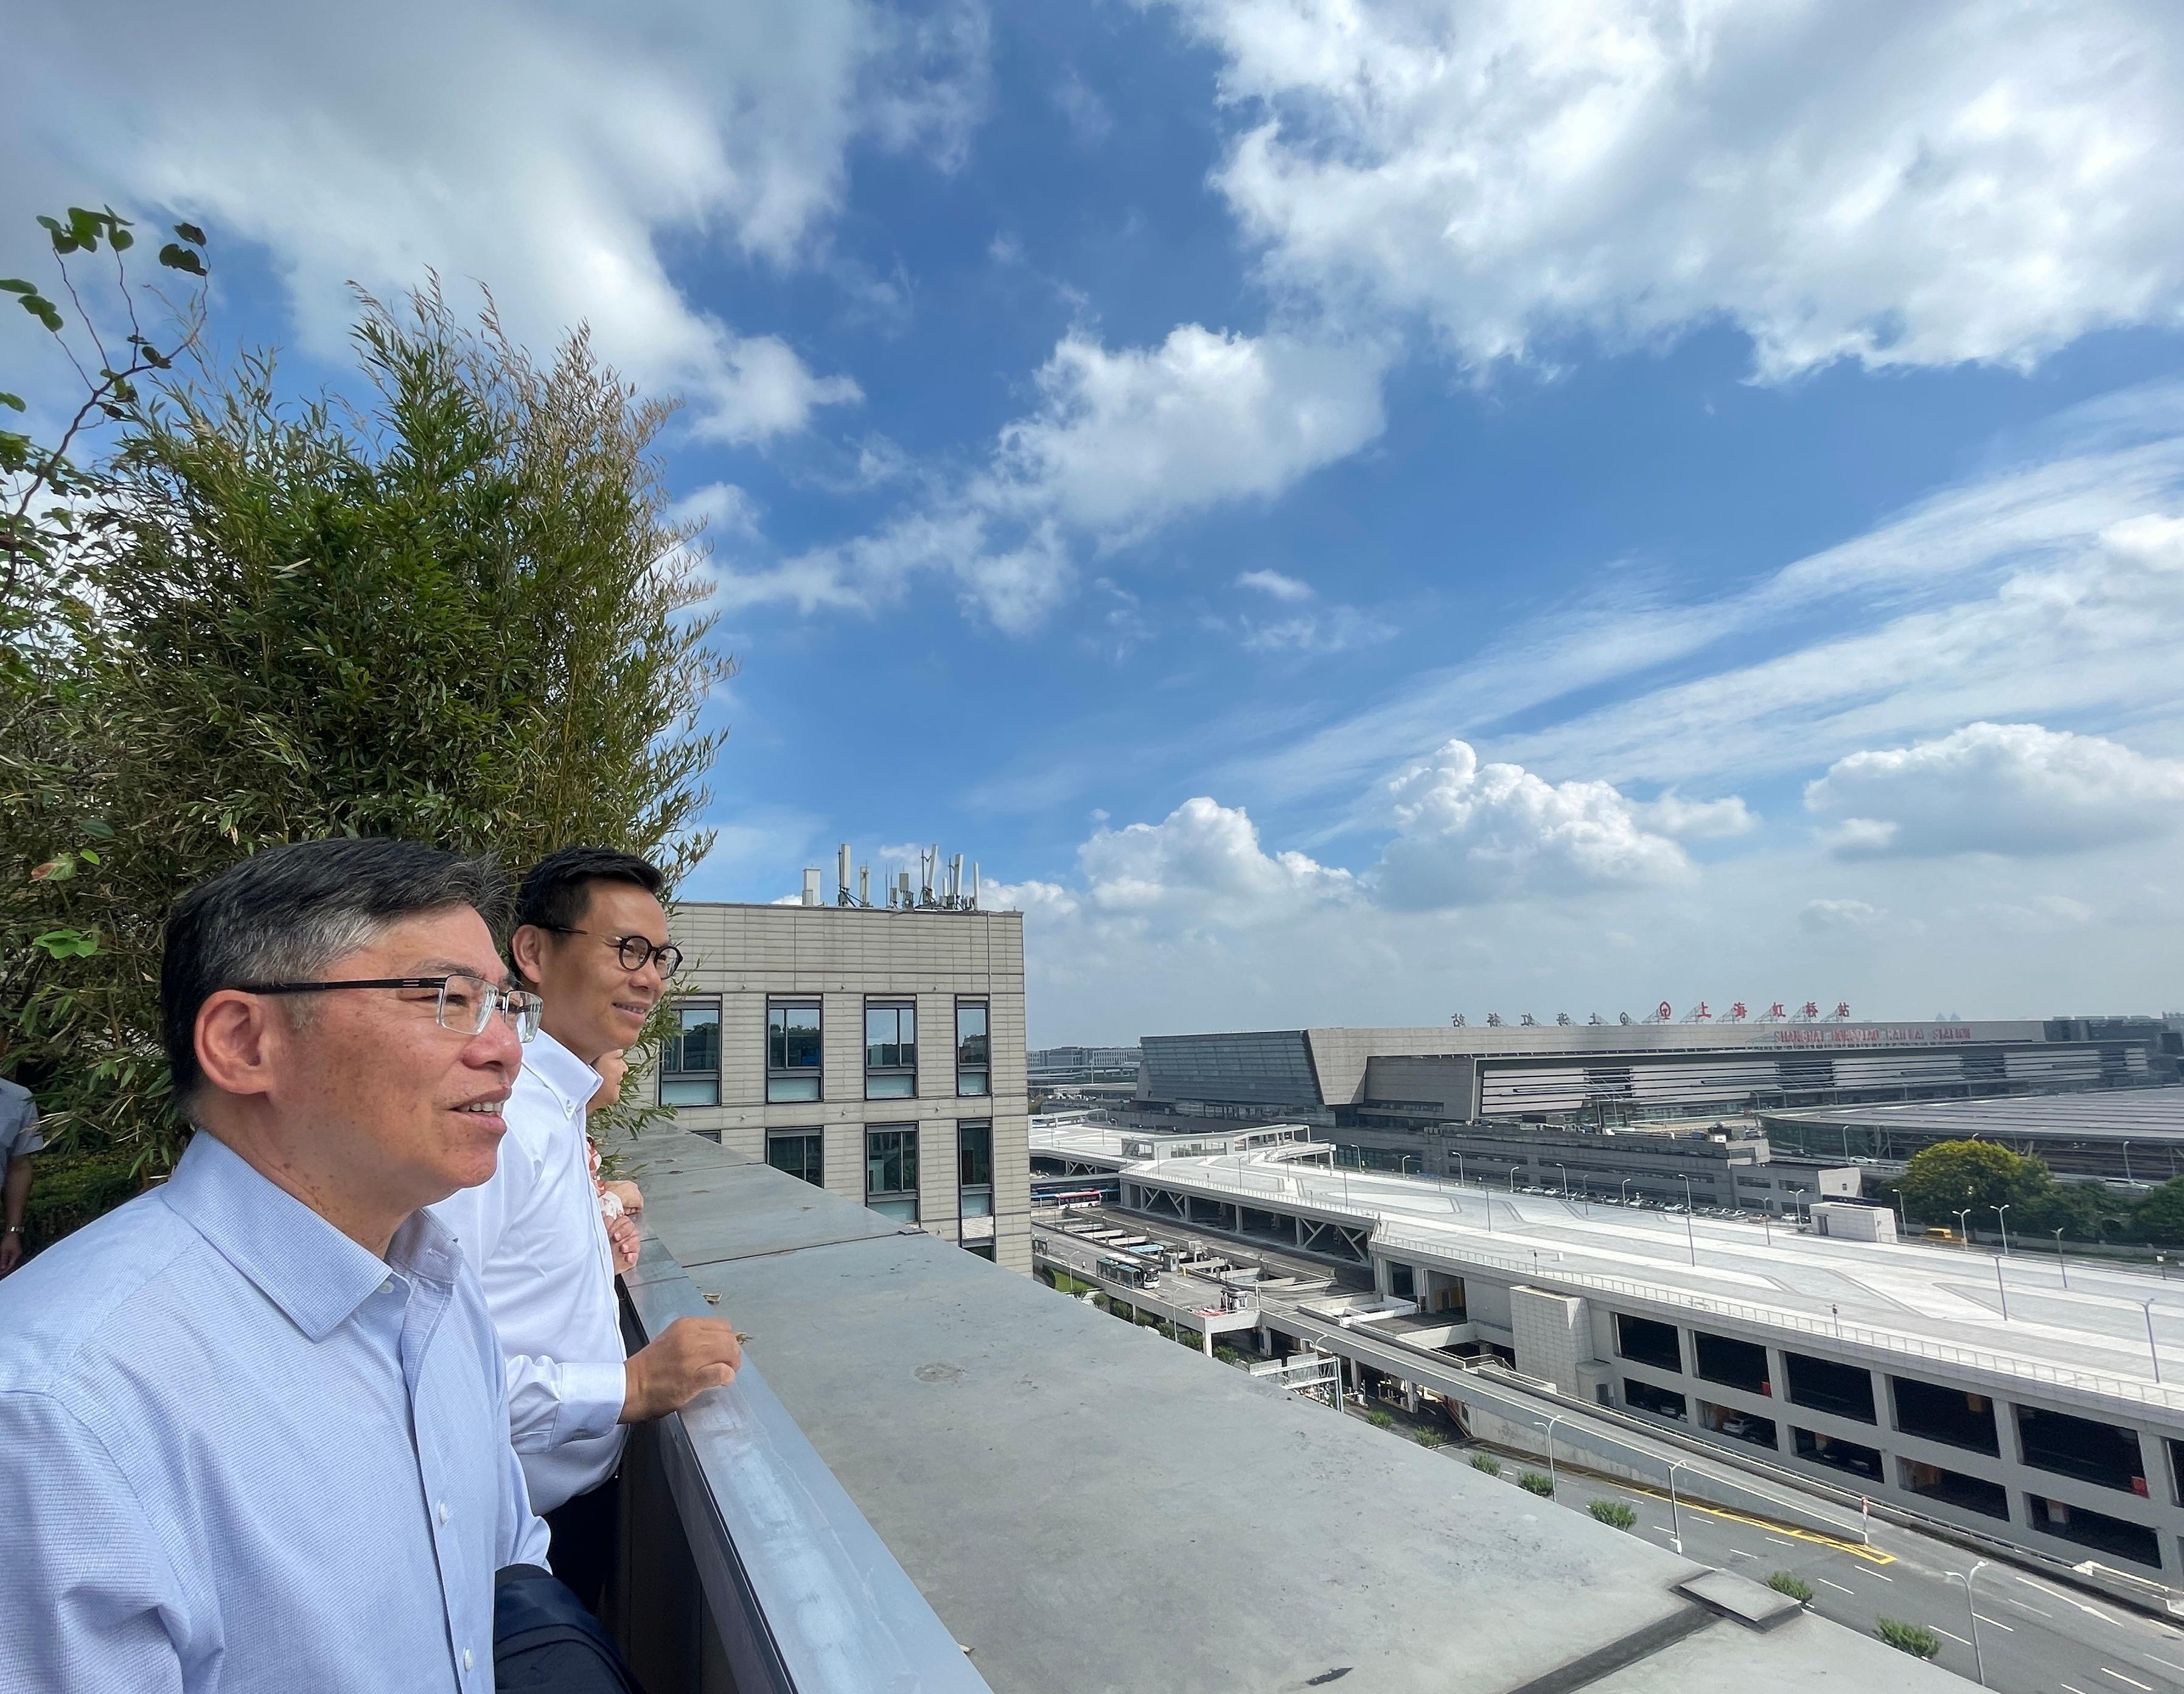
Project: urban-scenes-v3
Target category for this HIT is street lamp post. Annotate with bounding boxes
[1992,1203,2011,1255]
[1508,1165,1519,1193]
[1540,1413,1565,1497]
[1666,1459,1686,1554]
[2124,1139,2135,1183]
[2145,1299,2163,1384]
[1620,1178,1633,1205]
[2052,1227,2067,1289]
[1946,1561,1989,1688]
[1953,1208,1973,1250]
[1400,1154,1418,1177]
[1680,1175,1697,1267]
[1993,1255,2009,1321]
[1453,1153,1465,1186]
[1554,1162,1569,1200]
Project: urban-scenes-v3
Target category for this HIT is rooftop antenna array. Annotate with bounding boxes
[820,843,983,912]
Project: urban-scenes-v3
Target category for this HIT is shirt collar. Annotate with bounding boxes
[160,1132,459,1342]
[519,1029,603,1120]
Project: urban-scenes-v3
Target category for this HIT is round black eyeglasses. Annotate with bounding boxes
[234,974,543,1042]
[542,927,683,977]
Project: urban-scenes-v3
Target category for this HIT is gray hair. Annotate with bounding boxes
[161,838,511,1117]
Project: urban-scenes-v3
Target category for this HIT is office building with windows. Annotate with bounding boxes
[655,899,1029,1270]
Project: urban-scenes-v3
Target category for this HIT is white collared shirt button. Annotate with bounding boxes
[438,1500,450,1525]
[463,1647,474,1672]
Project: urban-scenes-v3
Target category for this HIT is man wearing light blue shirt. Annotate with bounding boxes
[0,838,553,1693]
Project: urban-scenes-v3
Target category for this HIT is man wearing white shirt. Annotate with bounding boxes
[433,846,742,1612]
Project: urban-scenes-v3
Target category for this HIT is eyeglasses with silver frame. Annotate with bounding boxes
[233,974,544,1043]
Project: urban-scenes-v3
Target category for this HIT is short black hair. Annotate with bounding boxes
[161,838,511,1117]
[514,846,666,939]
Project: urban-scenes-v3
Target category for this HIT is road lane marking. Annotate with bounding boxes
[2148,1657,2184,1676]
[1999,1596,2052,1619]
[1867,1570,1892,1581]
[2101,1669,2153,1690]
[2062,1684,2087,1693]
[1764,1535,1794,1547]
[1815,1577,1857,1594]
[1728,1547,1756,1558]
[1575,1477,1891,1561]
[2015,1574,2119,1624]
[1926,1625,1972,1646]
[1972,1614,2012,1632]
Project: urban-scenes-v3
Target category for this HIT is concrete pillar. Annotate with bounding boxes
[1403,1381,1419,1414]
[1201,1325,1214,1358]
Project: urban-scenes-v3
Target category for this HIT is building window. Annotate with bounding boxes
[957,1000,990,1096]
[659,1002,720,1106]
[865,1002,917,1098]
[958,1120,993,1218]
[963,1241,997,1261]
[766,1129,823,1188]
[1614,1312,1683,1373]
[767,1000,823,1103]
[867,1125,919,1221]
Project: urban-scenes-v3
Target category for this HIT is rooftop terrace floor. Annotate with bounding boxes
[624,1129,1955,1694]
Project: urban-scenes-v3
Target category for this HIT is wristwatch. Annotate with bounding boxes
[3,1224,20,1235]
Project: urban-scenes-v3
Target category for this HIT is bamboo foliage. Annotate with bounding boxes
[3,221,730,1166]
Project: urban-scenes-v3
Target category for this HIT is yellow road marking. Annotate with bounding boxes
[1597,1476,1896,1564]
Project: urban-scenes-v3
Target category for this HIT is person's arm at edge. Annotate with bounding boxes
[0,1390,188,1692]
[432,1124,626,1449]
[1,1152,30,1274]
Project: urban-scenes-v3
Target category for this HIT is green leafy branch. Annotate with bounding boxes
[1,206,209,607]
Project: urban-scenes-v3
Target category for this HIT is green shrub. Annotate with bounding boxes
[1367,1409,1397,1430]
[23,1147,144,1253]
[1470,1453,1502,1476]
[1518,1471,1554,1497]
[1415,1429,1446,1448]
[1588,1500,1637,1530]
[1875,1620,1939,1659]
[1766,1572,1813,1604]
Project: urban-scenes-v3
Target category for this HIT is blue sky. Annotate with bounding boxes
[13,0,2184,1042]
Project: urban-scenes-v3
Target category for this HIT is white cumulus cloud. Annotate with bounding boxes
[1372,739,1694,908]
[1237,568,1316,601]
[1161,0,2184,379]
[1804,722,2184,858]
[732,323,1388,630]
[1799,898,1886,933]
[5,0,989,441]
[1078,796,1356,924]
[1633,793,1759,841]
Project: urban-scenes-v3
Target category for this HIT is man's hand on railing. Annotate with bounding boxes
[607,1213,641,1275]
[622,1315,745,1423]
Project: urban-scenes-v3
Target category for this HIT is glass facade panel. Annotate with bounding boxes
[867,1002,916,1099]
[658,1002,720,1106]
[767,1002,822,1103]
[766,1129,823,1188]
[867,1124,919,1221]
[958,1119,993,1219]
[957,1001,989,1096]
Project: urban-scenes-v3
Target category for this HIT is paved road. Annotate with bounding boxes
[1458,1437,2184,1694]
